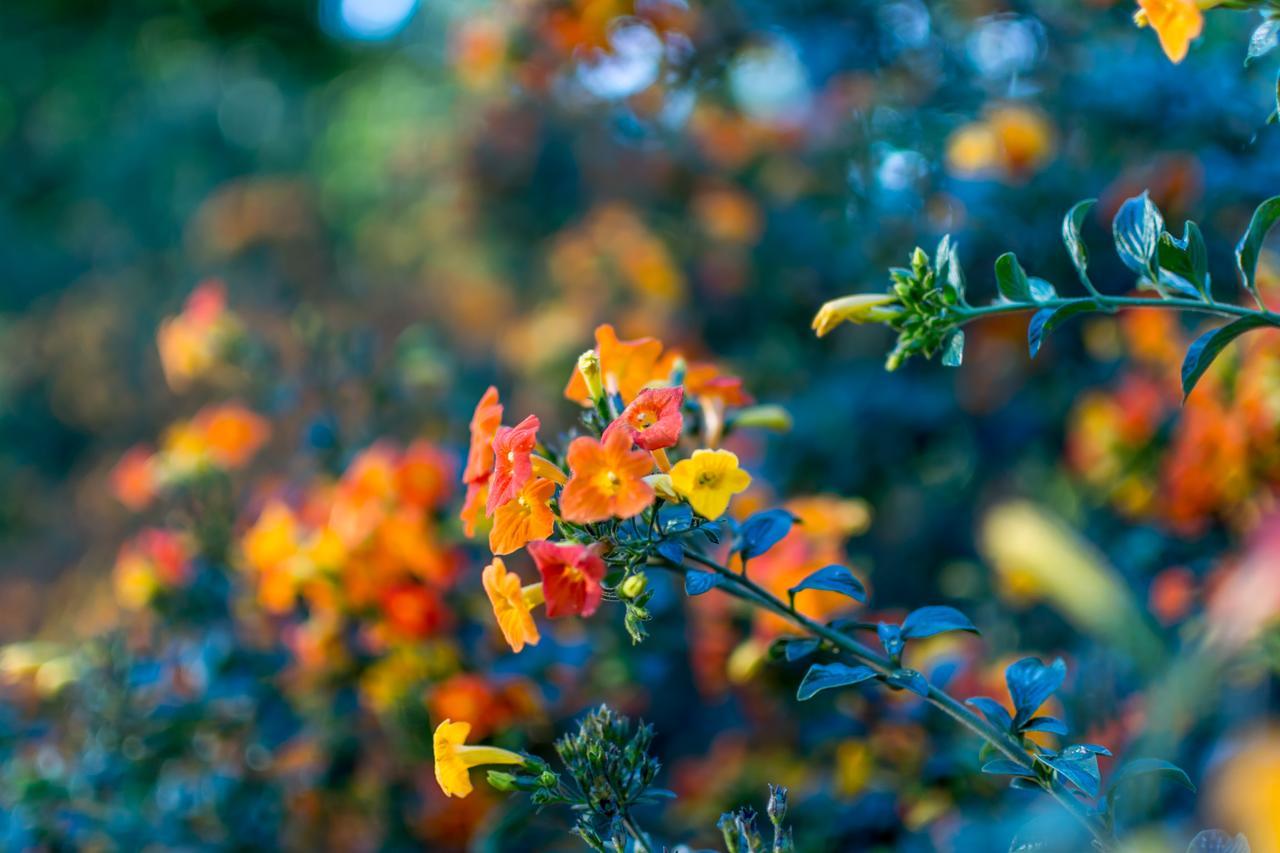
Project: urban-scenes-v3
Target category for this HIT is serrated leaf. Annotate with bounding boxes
[782,637,821,662]
[1113,191,1163,278]
[982,759,1033,777]
[886,668,929,696]
[1006,657,1066,728]
[1180,315,1274,399]
[941,329,964,367]
[796,662,876,701]
[1023,716,1068,736]
[684,571,719,596]
[788,564,867,603]
[1027,301,1100,358]
[966,696,1013,730]
[1236,195,1280,305]
[1063,199,1097,282]
[737,509,795,560]
[995,253,1033,302]
[900,605,979,639]
[1248,19,1280,64]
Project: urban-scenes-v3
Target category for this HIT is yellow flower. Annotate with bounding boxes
[1134,0,1204,63]
[811,294,900,338]
[433,719,526,798]
[669,449,751,519]
[482,558,545,653]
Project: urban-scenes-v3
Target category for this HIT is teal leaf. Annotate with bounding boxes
[900,605,979,639]
[685,571,720,596]
[1113,191,1163,278]
[782,637,821,662]
[995,252,1033,302]
[655,539,684,566]
[1006,657,1066,728]
[936,234,966,305]
[981,759,1033,777]
[1107,758,1195,803]
[796,662,876,701]
[877,622,904,659]
[1028,277,1057,302]
[1046,753,1101,798]
[966,696,1013,730]
[1028,301,1100,358]
[1236,195,1280,305]
[1023,716,1068,736]
[1180,316,1273,400]
[885,668,929,697]
[788,564,867,603]
[1156,221,1210,299]
[1062,199,1097,283]
[940,330,964,367]
[1248,19,1280,64]
[737,509,795,560]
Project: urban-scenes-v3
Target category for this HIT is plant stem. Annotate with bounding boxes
[619,812,652,853]
[663,552,1115,850]
[953,293,1280,327]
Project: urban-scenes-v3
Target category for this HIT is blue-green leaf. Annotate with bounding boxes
[936,234,966,305]
[788,564,866,603]
[782,637,821,662]
[1062,199,1097,283]
[877,622,904,659]
[1113,191,1163,278]
[1158,222,1210,299]
[1028,301,1100,358]
[940,329,964,367]
[1023,716,1068,736]
[1180,315,1274,400]
[885,668,928,696]
[1046,753,1101,798]
[981,759,1033,777]
[1107,758,1195,802]
[995,252,1033,302]
[737,509,795,560]
[1248,19,1280,64]
[796,662,876,701]
[1186,830,1249,853]
[1236,195,1280,304]
[900,605,979,639]
[685,571,720,596]
[966,696,1013,730]
[1006,657,1066,728]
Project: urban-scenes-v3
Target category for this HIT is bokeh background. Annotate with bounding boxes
[4,0,1280,850]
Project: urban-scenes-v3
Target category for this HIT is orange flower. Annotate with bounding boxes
[564,324,665,405]
[490,477,557,556]
[486,415,540,515]
[482,558,543,652]
[605,386,684,451]
[527,541,606,618]
[463,386,503,484]
[461,480,490,538]
[194,403,270,468]
[1136,0,1204,63]
[380,582,449,639]
[111,445,156,510]
[397,440,455,510]
[559,429,655,523]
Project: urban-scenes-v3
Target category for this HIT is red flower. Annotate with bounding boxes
[463,386,503,484]
[527,540,606,618]
[604,386,684,451]
[486,414,540,515]
[381,582,449,639]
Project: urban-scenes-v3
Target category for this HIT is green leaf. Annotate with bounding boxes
[1236,195,1280,305]
[1158,224,1210,299]
[1107,758,1196,814]
[936,235,966,305]
[1248,19,1280,64]
[1113,191,1163,278]
[900,605,978,639]
[995,252,1033,302]
[788,564,867,603]
[1062,199,1097,283]
[796,662,876,701]
[1180,315,1274,400]
[940,330,964,367]
[1027,301,1100,358]
[684,571,720,596]
[1027,277,1057,302]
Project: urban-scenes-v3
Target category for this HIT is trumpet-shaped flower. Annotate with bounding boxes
[669,449,751,519]
[464,386,503,484]
[564,324,665,405]
[559,429,655,523]
[527,540,606,618]
[490,477,557,555]
[482,558,544,652]
[486,414,540,515]
[605,386,684,451]
[811,294,902,338]
[433,719,525,798]
[1135,0,1204,63]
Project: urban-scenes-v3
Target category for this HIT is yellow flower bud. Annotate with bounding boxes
[576,349,605,404]
[811,294,901,338]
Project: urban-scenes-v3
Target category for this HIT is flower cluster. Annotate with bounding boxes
[155,278,243,392]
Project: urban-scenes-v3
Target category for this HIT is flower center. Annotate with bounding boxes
[697,471,720,487]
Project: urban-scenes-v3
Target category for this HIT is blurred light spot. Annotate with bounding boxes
[967,15,1043,79]
[878,0,931,53]
[326,0,419,41]
[218,78,284,149]
[729,38,811,124]
[576,19,663,99]
[877,148,927,191]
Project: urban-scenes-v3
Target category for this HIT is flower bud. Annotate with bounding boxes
[767,783,788,826]
[730,404,792,433]
[620,572,648,600]
[486,770,518,792]
[538,770,557,787]
[643,473,680,502]
[577,350,604,404]
[811,294,902,338]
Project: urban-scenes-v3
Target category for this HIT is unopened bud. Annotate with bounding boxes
[487,770,517,791]
[731,405,793,433]
[538,770,557,787]
[577,350,604,404]
[620,573,648,600]
[767,783,788,826]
